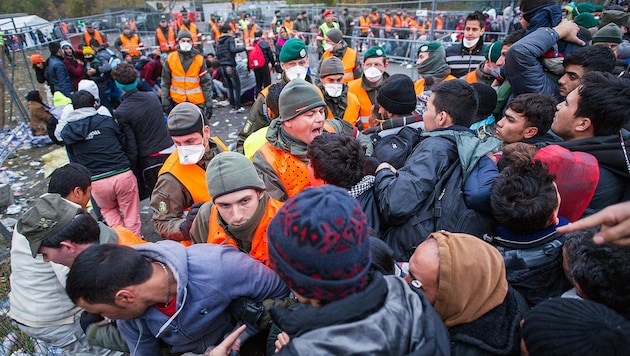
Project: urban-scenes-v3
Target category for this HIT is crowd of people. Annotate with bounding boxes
[8,0,630,355]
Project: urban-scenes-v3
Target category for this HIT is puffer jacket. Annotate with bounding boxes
[45,54,73,97]
[216,34,245,67]
[271,274,451,355]
[117,241,288,356]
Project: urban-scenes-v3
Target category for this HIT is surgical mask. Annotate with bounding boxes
[285,65,308,80]
[490,67,501,77]
[323,83,343,97]
[177,144,205,165]
[179,42,193,52]
[364,67,383,82]
[323,43,334,52]
[245,20,251,26]
[463,37,480,49]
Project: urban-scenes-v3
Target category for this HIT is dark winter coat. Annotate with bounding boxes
[45,54,73,97]
[216,34,245,67]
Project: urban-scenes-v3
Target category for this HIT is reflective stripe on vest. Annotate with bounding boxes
[206,197,283,266]
[158,149,211,203]
[120,34,140,56]
[258,142,310,199]
[157,27,176,52]
[167,52,205,104]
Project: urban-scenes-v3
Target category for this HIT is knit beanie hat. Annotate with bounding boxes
[278,79,326,122]
[319,56,344,78]
[484,40,503,62]
[206,152,266,201]
[522,298,630,355]
[17,194,81,257]
[471,82,497,119]
[574,13,600,29]
[78,80,99,101]
[363,46,386,59]
[593,23,623,44]
[279,38,308,62]
[60,40,72,50]
[168,102,204,136]
[377,74,416,115]
[177,29,192,40]
[520,0,555,15]
[267,186,371,302]
[325,28,343,44]
[30,54,45,64]
[599,10,630,28]
[82,46,94,56]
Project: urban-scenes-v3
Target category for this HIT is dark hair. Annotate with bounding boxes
[111,62,137,84]
[72,90,96,109]
[49,41,61,54]
[575,71,630,136]
[496,142,538,171]
[48,163,91,198]
[520,0,555,14]
[563,45,616,74]
[40,211,100,248]
[306,132,365,189]
[66,244,153,304]
[220,23,231,33]
[491,160,557,234]
[265,82,286,119]
[564,229,630,319]
[432,80,478,127]
[89,39,100,47]
[370,237,395,275]
[507,93,557,135]
[502,29,526,46]
[465,11,486,27]
[254,29,263,37]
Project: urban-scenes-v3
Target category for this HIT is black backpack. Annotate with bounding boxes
[370,125,422,169]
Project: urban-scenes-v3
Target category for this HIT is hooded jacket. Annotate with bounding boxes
[559,130,630,214]
[59,107,130,177]
[271,274,451,355]
[117,241,288,355]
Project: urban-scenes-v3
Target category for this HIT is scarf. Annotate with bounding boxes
[218,193,268,253]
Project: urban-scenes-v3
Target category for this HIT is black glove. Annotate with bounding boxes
[80,311,105,333]
[162,104,172,115]
[180,201,204,240]
[203,105,213,125]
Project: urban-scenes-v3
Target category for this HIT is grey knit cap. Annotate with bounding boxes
[278,79,326,122]
[319,57,344,78]
[206,152,266,200]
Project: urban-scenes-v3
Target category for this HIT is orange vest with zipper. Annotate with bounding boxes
[167,52,205,104]
[206,196,283,266]
[322,48,358,83]
[258,142,310,199]
[119,34,141,56]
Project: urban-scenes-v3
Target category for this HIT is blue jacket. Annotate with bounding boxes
[117,241,289,355]
[45,54,73,97]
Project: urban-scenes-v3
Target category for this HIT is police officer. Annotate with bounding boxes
[150,103,228,242]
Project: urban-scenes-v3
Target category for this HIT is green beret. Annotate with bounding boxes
[484,40,503,62]
[418,42,442,54]
[593,5,603,12]
[364,46,386,59]
[279,38,308,62]
[574,13,599,29]
[576,2,596,14]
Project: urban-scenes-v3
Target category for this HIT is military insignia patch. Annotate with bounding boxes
[376,49,383,56]
[243,121,252,133]
[299,48,306,58]
[158,201,169,214]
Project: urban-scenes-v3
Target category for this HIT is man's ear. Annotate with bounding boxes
[59,240,76,252]
[437,111,452,128]
[575,117,592,133]
[523,126,539,139]
[115,289,136,305]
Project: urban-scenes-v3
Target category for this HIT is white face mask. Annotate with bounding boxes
[179,42,193,52]
[364,67,383,83]
[323,83,343,97]
[245,20,251,26]
[323,43,334,52]
[463,37,480,49]
[286,65,308,81]
[177,144,205,165]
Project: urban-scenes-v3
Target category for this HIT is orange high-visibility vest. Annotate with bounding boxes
[359,16,370,34]
[368,13,381,28]
[322,47,359,83]
[83,30,104,46]
[348,78,374,130]
[244,24,259,46]
[119,34,141,56]
[114,226,146,246]
[167,52,205,105]
[414,75,457,95]
[156,27,176,52]
[463,70,478,84]
[206,196,283,266]
[258,143,311,199]
[179,22,199,44]
[384,15,393,32]
[158,149,211,203]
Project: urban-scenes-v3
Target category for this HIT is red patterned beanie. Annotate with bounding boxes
[267,185,371,302]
